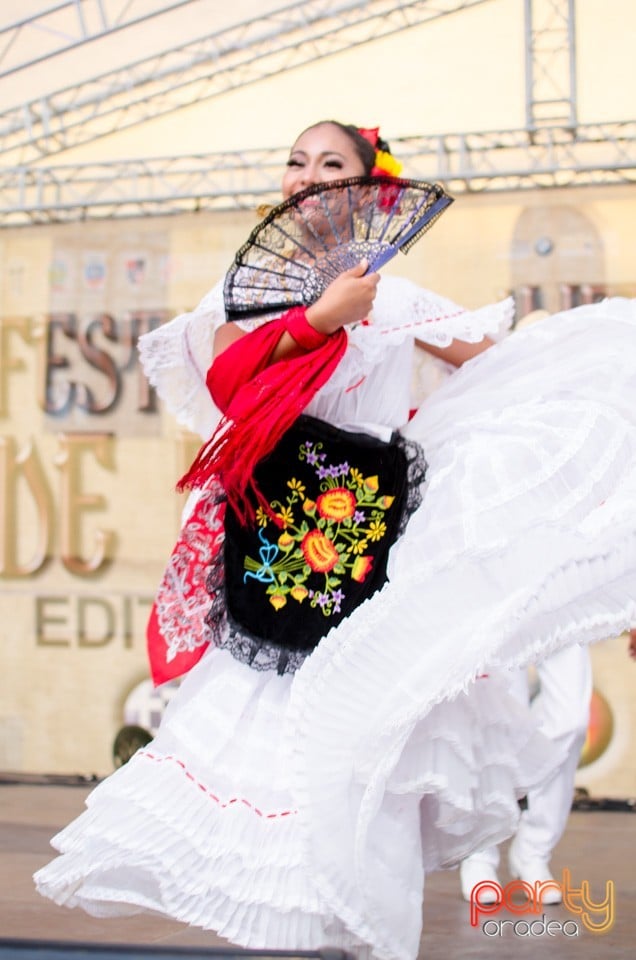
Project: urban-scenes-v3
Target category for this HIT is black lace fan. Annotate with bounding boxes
[224,175,453,320]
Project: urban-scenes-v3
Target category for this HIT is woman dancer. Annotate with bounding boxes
[35,121,636,960]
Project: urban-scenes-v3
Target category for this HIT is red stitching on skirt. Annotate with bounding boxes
[379,309,464,334]
[345,376,366,392]
[139,750,298,818]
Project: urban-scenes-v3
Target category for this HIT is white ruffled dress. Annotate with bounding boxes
[35,277,636,960]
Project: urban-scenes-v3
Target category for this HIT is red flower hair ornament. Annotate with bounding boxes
[357,126,404,178]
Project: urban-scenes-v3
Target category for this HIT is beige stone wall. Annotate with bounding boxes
[1,181,634,788]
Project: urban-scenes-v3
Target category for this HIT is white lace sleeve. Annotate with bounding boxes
[315,276,515,398]
[138,282,225,439]
[373,276,515,347]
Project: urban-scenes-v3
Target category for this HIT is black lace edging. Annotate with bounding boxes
[396,434,427,538]
[204,435,427,677]
[218,617,310,676]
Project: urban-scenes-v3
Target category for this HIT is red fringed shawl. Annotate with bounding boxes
[177,308,347,524]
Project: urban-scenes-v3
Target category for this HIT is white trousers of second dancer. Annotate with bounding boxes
[473,643,592,867]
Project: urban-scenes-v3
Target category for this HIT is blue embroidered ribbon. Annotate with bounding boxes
[244,527,279,583]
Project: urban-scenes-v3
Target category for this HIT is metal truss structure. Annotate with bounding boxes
[0,0,634,225]
[525,0,577,130]
[2,121,634,226]
[0,0,490,164]
[0,1,197,78]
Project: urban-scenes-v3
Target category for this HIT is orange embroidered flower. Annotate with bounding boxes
[301,529,340,573]
[290,584,309,603]
[269,593,287,610]
[303,498,317,515]
[278,531,295,549]
[363,475,379,494]
[316,487,356,521]
[351,555,374,582]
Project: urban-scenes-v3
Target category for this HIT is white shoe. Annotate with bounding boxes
[460,858,501,903]
[508,847,562,905]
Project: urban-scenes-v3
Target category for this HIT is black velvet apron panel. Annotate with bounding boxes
[222,415,410,656]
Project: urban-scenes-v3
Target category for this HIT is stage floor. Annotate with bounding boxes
[2,782,634,958]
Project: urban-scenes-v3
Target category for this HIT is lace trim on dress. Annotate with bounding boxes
[138,282,225,439]
[395,434,427,538]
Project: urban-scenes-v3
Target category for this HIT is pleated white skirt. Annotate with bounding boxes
[36,297,636,960]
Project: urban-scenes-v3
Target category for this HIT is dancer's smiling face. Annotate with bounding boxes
[280,123,372,251]
[282,123,367,200]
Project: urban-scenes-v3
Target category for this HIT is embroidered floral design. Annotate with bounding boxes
[243,439,397,616]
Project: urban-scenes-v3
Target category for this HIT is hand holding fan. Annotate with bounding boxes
[224,175,453,320]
